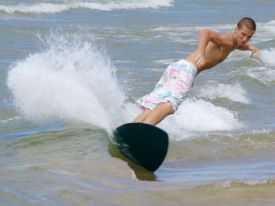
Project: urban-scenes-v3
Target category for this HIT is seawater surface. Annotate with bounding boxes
[1,0,275,205]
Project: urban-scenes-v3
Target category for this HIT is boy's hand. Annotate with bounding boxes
[195,51,206,68]
[249,46,260,60]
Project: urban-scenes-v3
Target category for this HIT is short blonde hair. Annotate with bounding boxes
[237,17,256,31]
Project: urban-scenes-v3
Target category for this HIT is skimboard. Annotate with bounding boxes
[113,123,169,172]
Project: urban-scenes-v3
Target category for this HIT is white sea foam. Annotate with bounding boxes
[197,82,250,104]
[245,49,275,84]
[0,3,68,14]
[260,48,275,68]
[246,67,275,85]
[0,116,20,125]
[7,33,136,133]
[256,20,275,42]
[159,99,244,140]
[0,0,173,14]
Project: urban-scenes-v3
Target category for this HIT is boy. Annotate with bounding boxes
[134,17,259,126]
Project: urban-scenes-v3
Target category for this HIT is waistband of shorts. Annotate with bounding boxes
[173,59,197,77]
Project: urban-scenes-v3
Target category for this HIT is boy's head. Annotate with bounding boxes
[235,17,256,46]
[237,17,256,31]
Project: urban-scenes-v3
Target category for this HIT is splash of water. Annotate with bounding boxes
[7,33,134,133]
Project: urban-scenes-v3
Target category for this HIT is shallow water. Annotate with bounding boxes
[1,0,275,205]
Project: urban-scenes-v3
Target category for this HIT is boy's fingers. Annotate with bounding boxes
[257,49,260,59]
[196,57,202,66]
[250,49,259,60]
[254,48,260,59]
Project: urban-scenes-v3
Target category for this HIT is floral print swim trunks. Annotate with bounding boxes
[136,59,197,112]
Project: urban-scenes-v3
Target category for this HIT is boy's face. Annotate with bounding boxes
[235,25,255,46]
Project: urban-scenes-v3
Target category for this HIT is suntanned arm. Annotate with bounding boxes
[195,29,210,68]
[198,29,229,50]
[195,29,230,67]
[238,42,260,59]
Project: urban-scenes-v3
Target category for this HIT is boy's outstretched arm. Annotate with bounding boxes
[239,43,260,59]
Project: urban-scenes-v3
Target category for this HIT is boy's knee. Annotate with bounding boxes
[163,102,175,115]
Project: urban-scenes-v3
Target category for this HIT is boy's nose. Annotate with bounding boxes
[242,36,249,42]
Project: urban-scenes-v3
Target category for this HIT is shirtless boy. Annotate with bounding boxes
[134,17,260,126]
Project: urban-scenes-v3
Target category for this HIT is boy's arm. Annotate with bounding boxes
[238,43,260,59]
[195,29,226,67]
[195,29,210,67]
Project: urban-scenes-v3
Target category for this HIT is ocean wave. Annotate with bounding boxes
[0,116,20,125]
[159,98,244,140]
[220,178,275,188]
[0,0,173,14]
[246,66,275,85]
[150,19,275,45]
[197,82,250,104]
[260,48,275,67]
[258,20,275,37]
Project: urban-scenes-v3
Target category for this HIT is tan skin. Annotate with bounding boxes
[134,25,260,125]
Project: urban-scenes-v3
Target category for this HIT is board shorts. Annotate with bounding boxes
[136,59,197,112]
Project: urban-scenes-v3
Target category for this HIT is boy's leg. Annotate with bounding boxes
[143,102,174,125]
[133,109,151,123]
